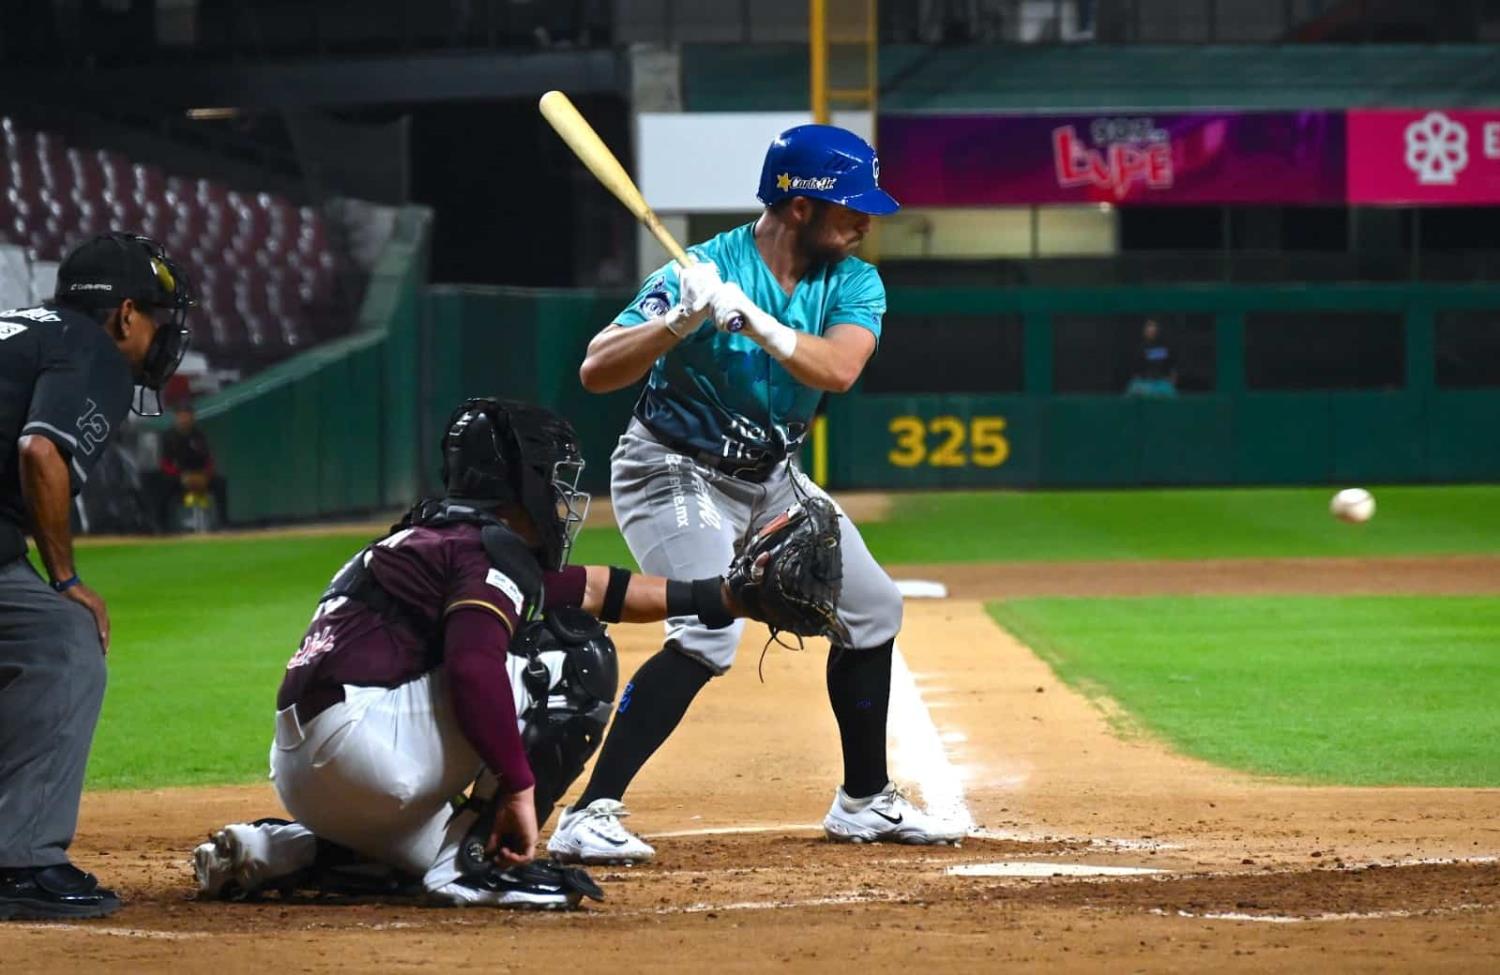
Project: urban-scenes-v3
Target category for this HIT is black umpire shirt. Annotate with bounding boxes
[0,304,133,564]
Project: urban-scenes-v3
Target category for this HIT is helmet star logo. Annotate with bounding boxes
[776,172,791,191]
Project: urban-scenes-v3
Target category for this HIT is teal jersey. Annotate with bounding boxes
[614,222,886,464]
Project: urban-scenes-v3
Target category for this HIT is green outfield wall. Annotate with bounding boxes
[424,283,1500,494]
[828,284,1500,488]
[196,276,1500,522]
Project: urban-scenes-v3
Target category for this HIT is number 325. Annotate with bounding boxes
[888,415,1009,468]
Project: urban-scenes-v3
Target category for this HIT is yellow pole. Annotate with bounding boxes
[810,0,829,124]
[812,414,829,485]
[809,0,830,484]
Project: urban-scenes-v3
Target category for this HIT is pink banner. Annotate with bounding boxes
[878,112,1345,206]
[1347,110,1500,204]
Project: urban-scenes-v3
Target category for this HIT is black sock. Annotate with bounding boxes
[826,639,893,799]
[575,645,714,808]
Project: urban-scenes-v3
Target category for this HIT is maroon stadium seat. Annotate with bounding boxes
[0,118,352,372]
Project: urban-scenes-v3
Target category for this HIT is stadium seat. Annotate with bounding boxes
[0,117,353,370]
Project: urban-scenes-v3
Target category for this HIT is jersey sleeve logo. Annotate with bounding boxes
[0,322,29,340]
[287,625,336,670]
[485,567,525,616]
[637,275,671,318]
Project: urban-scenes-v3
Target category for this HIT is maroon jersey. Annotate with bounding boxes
[276,521,587,788]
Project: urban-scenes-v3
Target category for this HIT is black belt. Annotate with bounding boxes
[640,421,788,484]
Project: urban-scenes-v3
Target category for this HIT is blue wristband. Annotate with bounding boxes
[51,575,81,593]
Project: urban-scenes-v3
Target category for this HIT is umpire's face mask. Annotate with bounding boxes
[131,255,194,416]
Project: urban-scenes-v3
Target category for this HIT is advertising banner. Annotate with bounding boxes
[879,111,1347,206]
[1347,109,1500,204]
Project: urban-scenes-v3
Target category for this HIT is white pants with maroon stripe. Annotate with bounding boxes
[237,662,544,903]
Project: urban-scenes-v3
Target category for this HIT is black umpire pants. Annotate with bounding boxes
[0,557,106,868]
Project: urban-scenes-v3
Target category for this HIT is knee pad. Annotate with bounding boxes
[510,608,619,825]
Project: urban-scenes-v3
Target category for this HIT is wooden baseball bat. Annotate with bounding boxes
[538,90,744,330]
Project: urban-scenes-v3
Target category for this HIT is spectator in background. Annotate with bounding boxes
[157,405,226,529]
[1125,319,1178,398]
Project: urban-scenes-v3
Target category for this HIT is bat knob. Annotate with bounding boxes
[727,314,747,333]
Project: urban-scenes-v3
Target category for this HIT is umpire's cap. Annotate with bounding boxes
[55,233,194,402]
[756,124,899,215]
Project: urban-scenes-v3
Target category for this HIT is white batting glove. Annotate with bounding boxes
[663,260,722,337]
[710,281,799,361]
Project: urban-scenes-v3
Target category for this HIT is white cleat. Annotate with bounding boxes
[822,782,967,846]
[546,799,656,865]
[193,823,262,899]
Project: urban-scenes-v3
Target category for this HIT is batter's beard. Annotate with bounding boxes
[795,217,854,270]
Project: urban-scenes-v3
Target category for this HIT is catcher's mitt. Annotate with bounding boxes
[727,496,849,644]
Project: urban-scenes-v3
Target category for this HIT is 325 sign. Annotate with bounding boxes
[887,415,1009,469]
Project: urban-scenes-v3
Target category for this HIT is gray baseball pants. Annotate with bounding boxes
[0,557,106,868]
[611,419,903,673]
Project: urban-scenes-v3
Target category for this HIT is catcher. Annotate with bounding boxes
[560,123,964,865]
[192,398,840,909]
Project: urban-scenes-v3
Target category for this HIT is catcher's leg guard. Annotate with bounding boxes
[513,609,619,826]
[454,609,620,879]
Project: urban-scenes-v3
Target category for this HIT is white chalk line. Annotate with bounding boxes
[969,827,1186,852]
[6,923,209,940]
[626,891,909,917]
[888,643,975,831]
[948,861,1166,878]
[649,642,975,843]
[1155,903,1497,925]
[646,823,822,839]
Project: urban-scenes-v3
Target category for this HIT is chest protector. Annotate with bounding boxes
[318,499,546,656]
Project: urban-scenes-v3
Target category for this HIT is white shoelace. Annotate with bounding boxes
[582,802,637,842]
[869,784,919,817]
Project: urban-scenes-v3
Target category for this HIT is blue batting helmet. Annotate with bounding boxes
[756,124,899,215]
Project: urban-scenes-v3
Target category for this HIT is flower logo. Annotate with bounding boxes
[1404,111,1468,185]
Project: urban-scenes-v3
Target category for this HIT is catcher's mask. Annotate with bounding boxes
[54,232,194,416]
[441,397,589,570]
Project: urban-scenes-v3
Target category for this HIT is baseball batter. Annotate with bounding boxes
[192,398,809,909]
[553,124,964,863]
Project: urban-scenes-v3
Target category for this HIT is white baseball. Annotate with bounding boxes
[1330,488,1376,524]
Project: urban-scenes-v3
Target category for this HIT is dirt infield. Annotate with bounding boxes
[6,557,1498,972]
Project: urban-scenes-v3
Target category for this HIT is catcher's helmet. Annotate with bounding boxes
[55,232,194,415]
[441,398,589,570]
[756,124,899,215]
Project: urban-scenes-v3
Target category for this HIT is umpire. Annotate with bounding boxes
[0,233,191,920]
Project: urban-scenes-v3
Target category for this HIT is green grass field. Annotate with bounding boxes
[61,483,1500,789]
[988,596,1500,787]
[857,485,1500,563]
